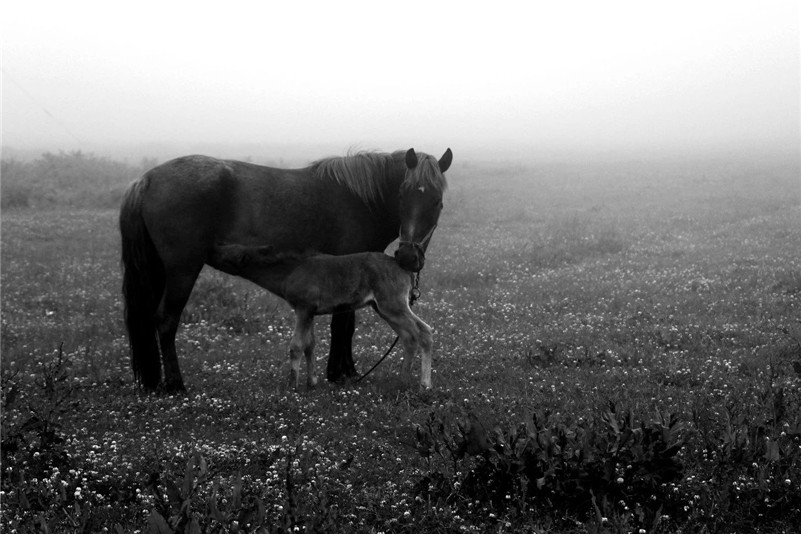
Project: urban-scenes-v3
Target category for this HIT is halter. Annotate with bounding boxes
[398,223,438,255]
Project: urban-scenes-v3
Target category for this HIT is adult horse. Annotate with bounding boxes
[120,148,451,391]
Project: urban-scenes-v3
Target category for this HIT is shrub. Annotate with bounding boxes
[415,404,690,531]
[1,345,90,531]
[0,151,156,209]
[1,183,32,209]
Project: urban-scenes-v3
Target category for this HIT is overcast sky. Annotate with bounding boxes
[2,1,799,158]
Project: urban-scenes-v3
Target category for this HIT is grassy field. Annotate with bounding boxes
[2,153,800,533]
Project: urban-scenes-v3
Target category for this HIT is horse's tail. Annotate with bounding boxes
[119,175,164,389]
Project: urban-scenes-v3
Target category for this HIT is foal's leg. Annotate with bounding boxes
[412,313,434,389]
[289,311,315,390]
[375,300,434,389]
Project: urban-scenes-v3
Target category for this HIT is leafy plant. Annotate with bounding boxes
[146,448,337,534]
[416,403,688,530]
[1,344,76,474]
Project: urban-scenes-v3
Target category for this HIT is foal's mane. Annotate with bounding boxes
[311,150,404,206]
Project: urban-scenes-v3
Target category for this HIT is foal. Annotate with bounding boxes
[208,244,433,389]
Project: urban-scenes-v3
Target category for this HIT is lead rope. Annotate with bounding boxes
[356,272,420,383]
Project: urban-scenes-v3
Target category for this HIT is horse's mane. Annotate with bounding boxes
[311,150,402,206]
[311,149,448,207]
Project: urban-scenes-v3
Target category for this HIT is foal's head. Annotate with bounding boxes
[395,148,452,272]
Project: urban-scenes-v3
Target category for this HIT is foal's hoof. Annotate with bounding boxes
[286,370,302,392]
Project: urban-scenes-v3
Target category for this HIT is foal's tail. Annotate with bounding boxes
[119,176,164,389]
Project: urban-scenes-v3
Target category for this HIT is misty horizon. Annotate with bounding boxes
[2,2,799,162]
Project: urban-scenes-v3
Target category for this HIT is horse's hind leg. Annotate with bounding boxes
[156,269,200,392]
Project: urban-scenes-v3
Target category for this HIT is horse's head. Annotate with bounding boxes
[395,148,452,272]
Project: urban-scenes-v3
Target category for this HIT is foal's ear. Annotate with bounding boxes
[405,148,418,169]
[438,148,453,173]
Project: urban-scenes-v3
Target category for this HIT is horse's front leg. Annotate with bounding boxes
[327,311,357,381]
[304,323,318,389]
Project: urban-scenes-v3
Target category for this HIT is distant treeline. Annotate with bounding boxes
[1,151,157,209]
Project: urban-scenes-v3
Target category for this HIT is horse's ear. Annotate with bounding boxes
[438,148,453,173]
[405,148,418,169]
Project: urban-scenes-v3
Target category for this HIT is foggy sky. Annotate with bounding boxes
[2,1,799,159]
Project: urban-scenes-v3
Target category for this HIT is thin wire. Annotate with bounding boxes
[356,336,400,383]
[2,68,84,144]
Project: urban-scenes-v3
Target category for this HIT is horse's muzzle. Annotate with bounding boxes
[395,244,424,272]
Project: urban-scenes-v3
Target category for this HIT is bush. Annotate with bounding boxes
[414,385,801,532]
[1,151,156,209]
[414,404,687,531]
[1,345,90,531]
[1,182,32,209]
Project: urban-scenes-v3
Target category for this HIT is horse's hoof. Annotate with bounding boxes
[345,366,359,378]
[326,371,340,383]
[160,381,187,395]
[327,372,352,384]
